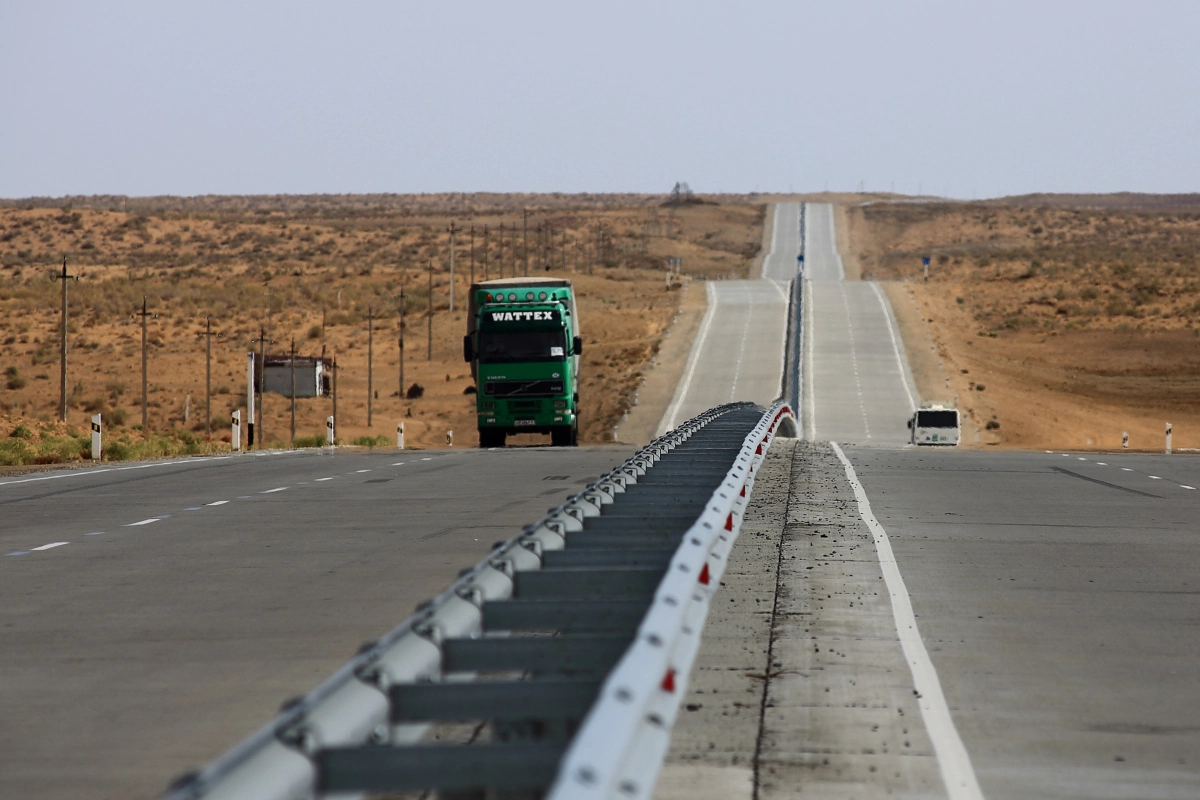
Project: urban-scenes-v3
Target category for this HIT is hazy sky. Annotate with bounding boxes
[3,1,1197,199]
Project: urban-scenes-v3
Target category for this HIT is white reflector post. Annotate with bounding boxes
[232,409,242,452]
[90,413,102,460]
[1166,422,1172,455]
[247,352,256,449]
[446,429,453,447]
[327,415,335,446]
[397,422,405,450]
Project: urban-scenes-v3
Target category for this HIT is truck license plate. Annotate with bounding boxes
[514,419,536,427]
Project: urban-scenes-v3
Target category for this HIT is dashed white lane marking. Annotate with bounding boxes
[390,463,406,467]
[207,500,229,506]
[1182,485,1196,490]
[838,284,872,439]
[1149,475,1162,480]
[1097,462,1107,466]
[831,442,984,800]
[355,469,372,473]
[85,531,104,535]
[260,487,288,494]
[316,477,335,482]
[1078,457,1088,461]
[728,284,754,402]
[1049,453,1197,490]
[1121,468,1133,471]
[31,542,69,551]
[184,506,202,511]
[6,551,29,556]
[421,457,433,461]
[125,518,161,527]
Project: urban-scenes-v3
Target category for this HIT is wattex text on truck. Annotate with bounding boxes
[464,278,582,447]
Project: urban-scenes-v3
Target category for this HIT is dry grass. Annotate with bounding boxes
[846,197,1200,449]
[0,195,764,460]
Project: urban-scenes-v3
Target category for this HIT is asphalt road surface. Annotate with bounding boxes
[843,445,1200,799]
[656,203,796,434]
[0,445,633,800]
[803,202,918,445]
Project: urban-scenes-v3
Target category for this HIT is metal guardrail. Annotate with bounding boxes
[164,401,795,800]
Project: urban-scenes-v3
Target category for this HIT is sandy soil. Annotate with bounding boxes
[845,196,1200,451]
[0,197,765,456]
[614,278,708,444]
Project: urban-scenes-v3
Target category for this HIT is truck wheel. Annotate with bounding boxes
[550,427,572,447]
[570,424,579,446]
[479,429,505,448]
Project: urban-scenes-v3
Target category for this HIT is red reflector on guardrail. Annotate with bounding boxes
[662,669,676,692]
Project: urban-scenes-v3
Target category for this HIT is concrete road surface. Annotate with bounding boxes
[656,203,796,434]
[844,446,1200,799]
[0,445,632,800]
[803,202,918,445]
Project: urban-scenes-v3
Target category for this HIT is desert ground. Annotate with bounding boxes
[843,193,1200,450]
[0,193,764,464]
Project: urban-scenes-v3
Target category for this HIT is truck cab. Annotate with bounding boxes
[465,278,581,448]
[908,404,961,446]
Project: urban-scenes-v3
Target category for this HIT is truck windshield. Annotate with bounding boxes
[478,330,567,363]
[917,410,958,428]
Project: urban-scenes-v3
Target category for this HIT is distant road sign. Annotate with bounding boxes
[922,256,931,266]
[797,254,804,263]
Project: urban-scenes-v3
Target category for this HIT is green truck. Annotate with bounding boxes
[464,277,582,447]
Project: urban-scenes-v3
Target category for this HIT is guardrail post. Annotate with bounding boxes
[90,413,101,460]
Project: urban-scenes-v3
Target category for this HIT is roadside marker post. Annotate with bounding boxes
[246,353,256,448]
[1122,431,1129,449]
[231,410,241,452]
[327,415,335,446]
[923,256,931,281]
[1166,422,1172,455]
[446,430,453,447]
[397,422,404,450]
[90,414,102,460]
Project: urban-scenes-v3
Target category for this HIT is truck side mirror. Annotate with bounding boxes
[463,334,473,362]
[907,418,913,429]
[573,336,583,355]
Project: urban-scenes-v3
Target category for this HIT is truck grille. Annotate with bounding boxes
[507,400,542,412]
[484,380,564,398]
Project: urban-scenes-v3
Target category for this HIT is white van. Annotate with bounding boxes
[908,404,960,446]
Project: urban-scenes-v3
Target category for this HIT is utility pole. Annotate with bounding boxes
[135,296,155,429]
[482,225,489,281]
[252,326,273,447]
[469,225,475,288]
[50,257,80,421]
[448,221,461,312]
[399,281,406,396]
[497,223,504,279]
[331,354,338,441]
[289,337,297,444]
[427,260,434,361]
[367,305,375,428]
[522,209,531,276]
[198,315,223,437]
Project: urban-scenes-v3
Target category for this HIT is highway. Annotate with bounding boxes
[0,445,633,800]
[803,202,919,445]
[655,203,797,434]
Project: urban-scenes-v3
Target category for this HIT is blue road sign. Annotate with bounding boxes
[922,256,931,266]
[797,254,805,263]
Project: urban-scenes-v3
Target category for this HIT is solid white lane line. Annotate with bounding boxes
[125,518,161,526]
[804,277,816,440]
[659,280,718,435]
[831,442,984,800]
[207,500,229,506]
[260,487,288,494]
[31,542,69,551]
[871,281,918,413]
